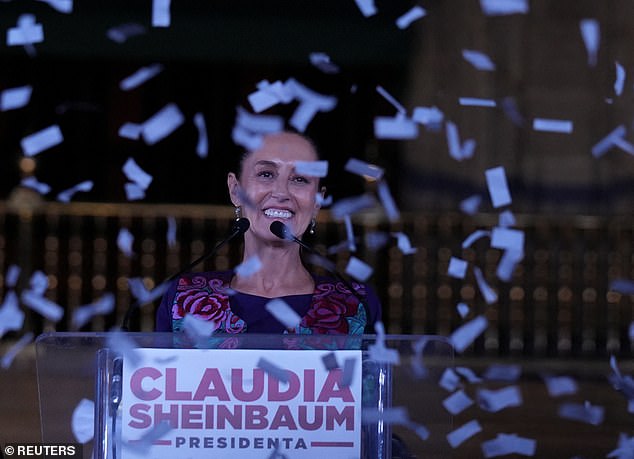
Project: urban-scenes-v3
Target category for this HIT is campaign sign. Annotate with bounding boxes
[119,348,363,458]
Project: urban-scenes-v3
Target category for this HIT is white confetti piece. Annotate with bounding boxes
[459,97,496,107]
[29,271,49,296]
[124,183,145,201]
[498,210,516,227]
[377,180,400,222]
[71,399,94,444]
[118,122,143,140]
[7,14,44,46]
[247,80,292,113]
[609,279,634,294]
[480,0,528,16]
[294,160,329,178]
[396,5,426,29]
[341,357,356,387]
[265,298,302,329]
[591,125,626,158]
[478,385,522,412]
[559,401,604,425]
[457,302,470,318]
[286,79,337,132]
[376,84,404,111]
[1,332,34,369]
[123,157,152,190]
[321,352,339,371]
[491,227,524,251]
[0,85,32,111]
[481,433,536,457]
[117,228,134,258]
[474,266,498,304]
[354,0,377,17]
[21,124,63,157]
[344,158,384,180]
[543,375,578,397]
[374,114,419,139]
[106,330,141,366]
[128,278,168,305]
[446,121,476,161]
[439,368,461,392]
[57,180,93,203]
[462,229,491,249]
[141,103,184,145]
[235,255,262,277]
[343,215,357,252]
[106,23,146,44]
[236,106,284,134]
[119,63,164,91]
[21,291,63,322]
[483,364,521,382]
[365,232,389,251]
[72,293,115,329]
[496,248,524,282]
[460,194,482,215]
[345,256,373,282]
[362,407,409,424]
[614,61,626,96]
[37,0,73,13]
[0,291,24,338]
[450,315,488,353]
[608,433,634,459]
[533,118,574,134]
[448,257,468,279]
[232,125,263,150]
[152,0,171,27]
[315,193,333,207]
[257,357,289,383]
[456,366,483,384]
[182,314,217,345]
[485,166,512,208]
[580,18,600,67]
[330,193,377,220]
[412,106,444,130]
[5,265,20,288]
[21,176,51,195]
[166,216,177,247]
[309,52,340,74]
[392,232,417,255]
[501,97,525,126]
[443,389,474,415]
[193,112,208,158]
[368,321,399,364]
[447,419,482,448]
[462,49,496,71]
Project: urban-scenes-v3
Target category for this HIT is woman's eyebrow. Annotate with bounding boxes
[253,160,279,168]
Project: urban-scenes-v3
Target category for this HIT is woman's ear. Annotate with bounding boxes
[227,172,241,207]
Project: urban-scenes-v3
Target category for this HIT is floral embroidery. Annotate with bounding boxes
[299,281,366,335]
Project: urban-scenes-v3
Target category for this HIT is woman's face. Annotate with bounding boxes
[228,132,320,242]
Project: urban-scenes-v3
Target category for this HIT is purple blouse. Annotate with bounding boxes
[155,270,381,335]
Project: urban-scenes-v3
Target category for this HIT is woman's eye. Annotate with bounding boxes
[292,176,309,184]
[257,170,274,178]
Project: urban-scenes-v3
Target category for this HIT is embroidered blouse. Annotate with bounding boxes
[155,270,381,335]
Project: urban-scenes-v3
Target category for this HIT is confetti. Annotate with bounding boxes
[330,194,377,220]
[0,85,32,111]
[614,61,625,96]
[496,248,523,282]
[443,389,474,415]
[501,97,525,126]
[345,256,373,282]
[376,85,408,113]
[21,125,64,157]
[152,0,171,27]
[354,0,377,17]
[106,330,141,366]
[341,357,356,387]
[533,118,574,134]
[6,265,21,288]
[474,266,498,304]
[456,366,483,383]
[29,270,49,296]
[294,160,329,177]
[446,121,476,161]
[460,194,482,215]
[609,278,634,295]
[128,278,169,305]
[457,302,470,318]
[580,18,600,67]
[71,399,94,444]
[71,293,115,329]
[462,49,496,71]
[480,0,529,16]
[412,105,444,128]
[485,166,512,208]
[483,364,521,382]
[558,401,604,425]
[607,433,634,459]
[1,332,34,369]
[450,315,488,353]
[462,229,491,249]
[123,158,153,190]
[247,80,292,113]
[265,298,302,329]
[182,314,217,345]
[365,231,390,251]
[193,112,208,158]
[543,375,578,397]
[439,368,461,392]
[7,14,44,46]
[374,114,419,139]
[344,158,384,180]
[286,79,337,132]
[234,255,262,277]
[321,352,339,371]
[392,232,417,255]
[37,0,73,13]
[481,433,536,457]
[368,321,399,364]
[119,63,164,91]
[377,180,400,222]
[236,106,284,134]
[124,183,145,201]
[309,52,340,74]
[21,176,51,195]
[57,180,93,203]
[21,291,63,322]
[117,228,135,257]
[166,216,177,247]
[343,215,357,252]
[106,23,147,44]
[141,103,185,145]
[459,97,496,107]
[477,385,522,412]
[498,210,516,227]
[362,406,409,424]
[448,257,468,279]
[118,122,143,140]
[396,6,427,29]
[257,357,289,383]
[491,227,524,251]
[0,291,24,338]
[447,420,482,448]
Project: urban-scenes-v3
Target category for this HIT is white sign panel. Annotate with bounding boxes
[120,348,363,458]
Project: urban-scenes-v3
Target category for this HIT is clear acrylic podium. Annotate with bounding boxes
[35,332,454,459]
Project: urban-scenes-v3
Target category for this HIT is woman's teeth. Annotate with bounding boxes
[264,209,292,219]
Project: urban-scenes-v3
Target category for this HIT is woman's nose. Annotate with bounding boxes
[271,177,290,200]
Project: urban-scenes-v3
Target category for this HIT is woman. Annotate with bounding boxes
[155,131,381,335]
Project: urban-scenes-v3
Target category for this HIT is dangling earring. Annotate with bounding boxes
[234,206,242,221]
[309,217,316,235]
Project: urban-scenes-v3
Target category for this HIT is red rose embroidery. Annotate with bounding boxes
[302,283,360,334]
[172,291,229,323]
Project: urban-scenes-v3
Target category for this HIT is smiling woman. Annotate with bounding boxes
[155,131,381,336]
